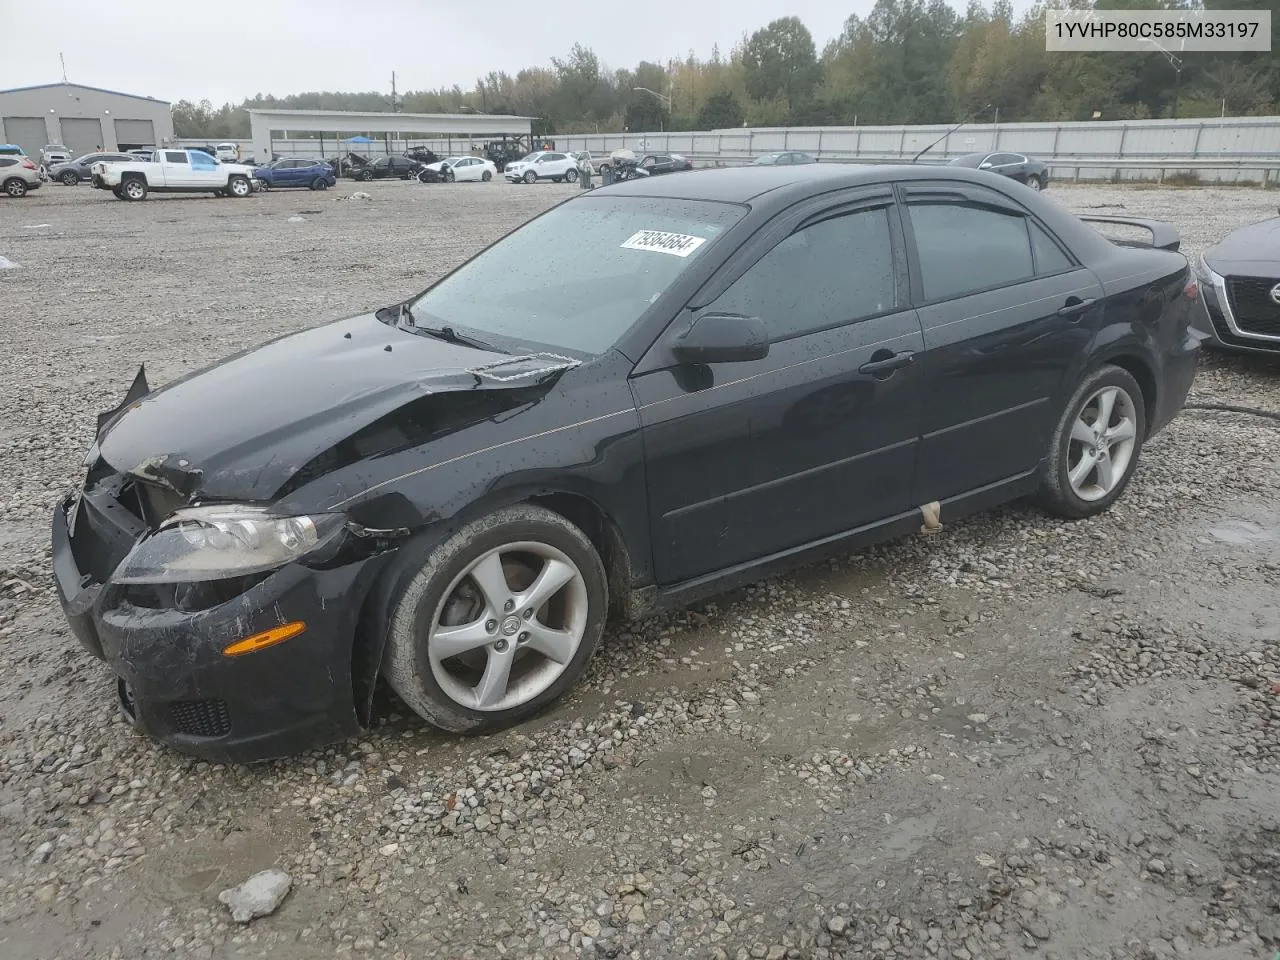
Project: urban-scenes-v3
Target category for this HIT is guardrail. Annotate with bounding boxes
[683,151,1280,185]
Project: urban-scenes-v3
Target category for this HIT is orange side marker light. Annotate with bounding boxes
[222,621,306,657]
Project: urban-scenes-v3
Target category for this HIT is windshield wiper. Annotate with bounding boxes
[379,300,500,351]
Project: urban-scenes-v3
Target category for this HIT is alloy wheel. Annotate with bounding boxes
[1067,385,1138,501]
[426,542,588,712]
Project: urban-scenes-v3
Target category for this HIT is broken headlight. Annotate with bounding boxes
[112,506,346,584]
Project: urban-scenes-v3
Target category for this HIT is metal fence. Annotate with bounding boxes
[178,115,1280,184]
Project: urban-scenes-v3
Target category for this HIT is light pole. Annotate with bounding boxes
[632,86,672,132]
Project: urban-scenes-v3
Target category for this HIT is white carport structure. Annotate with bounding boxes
[247,109,536,162]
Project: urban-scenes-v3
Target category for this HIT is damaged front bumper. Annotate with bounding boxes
[51,483,387,763]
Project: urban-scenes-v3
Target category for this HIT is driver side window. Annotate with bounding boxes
[699,207,897,343]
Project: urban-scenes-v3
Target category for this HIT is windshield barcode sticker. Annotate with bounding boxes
[620,230,707,257]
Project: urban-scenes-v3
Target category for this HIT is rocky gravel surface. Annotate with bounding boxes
[1,179,1278,959]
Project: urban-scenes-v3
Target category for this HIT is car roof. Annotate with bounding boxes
[593,162,1012,205]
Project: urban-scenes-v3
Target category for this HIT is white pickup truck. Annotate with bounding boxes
[90,149,258,200]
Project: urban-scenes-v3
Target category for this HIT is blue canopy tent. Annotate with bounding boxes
[346,136,374,144]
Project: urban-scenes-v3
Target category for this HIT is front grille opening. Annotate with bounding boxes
[119,572,272,612]
[1226,276,1280,338]
[168,698,231,738]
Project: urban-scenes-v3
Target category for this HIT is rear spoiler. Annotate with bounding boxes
[1075,214,1181,253]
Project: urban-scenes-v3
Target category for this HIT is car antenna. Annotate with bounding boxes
[912,104,992,163]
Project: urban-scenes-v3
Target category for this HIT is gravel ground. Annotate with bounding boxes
[1,178,1278,960]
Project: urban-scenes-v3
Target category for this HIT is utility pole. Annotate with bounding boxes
[390,72,401,113]
[59,53,67,83]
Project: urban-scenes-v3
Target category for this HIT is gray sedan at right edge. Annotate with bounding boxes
[1193,210,1280,356]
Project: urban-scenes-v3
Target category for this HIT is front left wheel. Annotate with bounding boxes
[381,505,608,734]
[227,176,252,197]
[1036,364,1146,519]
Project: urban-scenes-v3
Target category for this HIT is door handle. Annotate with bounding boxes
[858,350,916,376]
[1058,297,1096,319]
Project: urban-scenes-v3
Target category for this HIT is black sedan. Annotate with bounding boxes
[1192,211,1280,355]
[638,153,693,175]
[53,163,1200,762]
[949,151,1050,191]
[354,154,424,181]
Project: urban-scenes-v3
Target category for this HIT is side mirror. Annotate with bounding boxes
[979,161,993,169]
[671,313,769,365]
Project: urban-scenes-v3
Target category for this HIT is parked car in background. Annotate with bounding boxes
[753,151,817,166]
[51,162,1200,761]
[253,157,337,190]
[353,154,424,181]
[39,144,71,168]
[949,152,1049,191]
[215,143,239,162]
[639,153,694,175]
[504,151,580,184]
[48,152,135,184]
[0,154,42,196]
[90,149,257,200]
[1193,212,1280,355]
[440,156,497,182]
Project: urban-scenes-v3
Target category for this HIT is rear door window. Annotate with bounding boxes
[907,202,1035,301]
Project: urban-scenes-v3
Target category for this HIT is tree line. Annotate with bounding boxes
[172,0,1280,141]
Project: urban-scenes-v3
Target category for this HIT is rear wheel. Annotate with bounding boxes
[4,178,27,197]
[310,177,328,190]
[1029,176,1044,192]
[121,177,147,201]
[359,170,374,182]
[1036,364,1146,519]
[381,505,607,734]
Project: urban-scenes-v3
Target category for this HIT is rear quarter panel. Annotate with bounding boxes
[1082,246,1199,436]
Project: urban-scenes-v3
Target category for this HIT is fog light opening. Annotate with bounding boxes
[222,621,306,657]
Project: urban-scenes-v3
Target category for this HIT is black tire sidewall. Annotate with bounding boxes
[384,507,607,733]
[1041,365,1146,518]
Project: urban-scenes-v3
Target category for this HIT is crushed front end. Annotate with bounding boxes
[51,374,388,762]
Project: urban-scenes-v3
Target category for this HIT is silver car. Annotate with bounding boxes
[0,154,43,197]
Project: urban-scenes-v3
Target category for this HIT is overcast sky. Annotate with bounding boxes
[0,0,1026,107]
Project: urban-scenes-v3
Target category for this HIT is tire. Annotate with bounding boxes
[444,168,455,183]
[1036,364,1146,520]
[381,504,608,734]
[311,177,328,190]
[4,178,28,197]
[482,170,492,182]
[523,170,537,184]
[227,176,251,198]
[565,168,578,183]
[1029,176,1044,192]
[120,177,147,201]
[60,171,79,185]
[359,170,374,182]
[213,189,225,197]
[256,179,269,191]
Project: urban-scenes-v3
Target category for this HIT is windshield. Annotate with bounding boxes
[518,153,542,163]
[443,156,462,164]
[409,196,745,356]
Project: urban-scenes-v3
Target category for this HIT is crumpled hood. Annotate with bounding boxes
[1205,216,1280,275]
[96,312,574,503]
